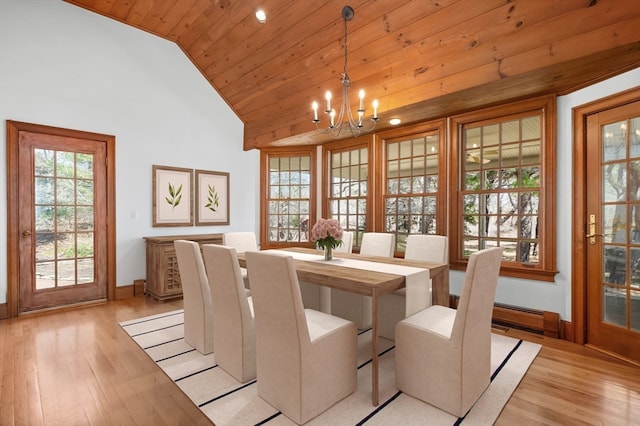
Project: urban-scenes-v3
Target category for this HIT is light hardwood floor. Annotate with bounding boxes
[0,296,638,425]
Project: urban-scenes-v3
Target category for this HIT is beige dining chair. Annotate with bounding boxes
[331,232,395,328]
[378,234,448,340]
[395,246,503,417]
[202,244,256,383]
[174,240,214,355]
[300,231,354,311]
[222,231,258,289]
[245,251,357,424]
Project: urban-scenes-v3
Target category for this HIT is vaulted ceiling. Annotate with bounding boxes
[64,0,640,150]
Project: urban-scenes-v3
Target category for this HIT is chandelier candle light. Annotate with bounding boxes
[311,218,344,261]
[312,5,379,138]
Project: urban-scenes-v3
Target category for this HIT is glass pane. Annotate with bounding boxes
[34,149,54,176]
[521,116,540,140]
[35,177,54,204]
[482,124,499,146]
[57,260,76,286]
[35,206,54,232]
[631,247,640,290]
[57,206,76,232]
[603,121,627,162]
[604,246,626,284]
[603,205,626,243]
[425,175,438,192]
[632,289,640,332]
[57,178,75,205]
[56,151,75,178]
[77,232,94,257]
[603,163,626,202]
[603,286,626,327]
[631,117,640,159]
[77,258,94,284]
[77,179,93,205]
[35,262,55,290]
[35,233,55,261]
[501,240,518,262]
[57,234,75,259]
[465,172,480,190]
[388,160,399,178]
[521,140,540,165]
[501,120,519,143]
[76,153,94,179]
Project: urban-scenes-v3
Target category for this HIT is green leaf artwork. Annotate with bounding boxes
[165,182,183,209]
[205,184,219,212]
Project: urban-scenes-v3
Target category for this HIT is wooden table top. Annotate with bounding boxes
[237,247,449,297]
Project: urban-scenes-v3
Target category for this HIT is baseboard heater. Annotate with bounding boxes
[449,295,560,338]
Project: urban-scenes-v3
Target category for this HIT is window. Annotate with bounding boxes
[324,137,372,249]
[381,121,446,252]
[450,96,556,281]
[261,148,315,248]
[259,97,557,280]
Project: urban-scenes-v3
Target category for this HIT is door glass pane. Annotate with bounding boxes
[602,121,627,162]
[603,286,627,328]
[34,150,95,290]
[632,289,640,332]
[604,245,626,284]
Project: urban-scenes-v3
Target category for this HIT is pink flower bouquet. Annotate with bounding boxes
[311,218,344,250]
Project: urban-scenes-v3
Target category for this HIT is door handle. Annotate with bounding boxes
[586,214,604,244]
[22,230,32,237]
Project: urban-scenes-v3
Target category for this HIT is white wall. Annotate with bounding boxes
[0,0,260,302]
[449,68,640,321]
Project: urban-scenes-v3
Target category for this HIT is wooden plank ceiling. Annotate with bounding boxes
[64,0,640,150]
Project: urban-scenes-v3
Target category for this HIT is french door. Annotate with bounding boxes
[585,99,640,363]
[7,121,115,315]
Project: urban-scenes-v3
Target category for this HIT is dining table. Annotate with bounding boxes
[237,247,450,406]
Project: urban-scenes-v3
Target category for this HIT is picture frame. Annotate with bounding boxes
[195,169,230,226]
[152,165,193,227]
[195,170,229,226]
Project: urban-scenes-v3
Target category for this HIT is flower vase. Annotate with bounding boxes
[324,245,333,261]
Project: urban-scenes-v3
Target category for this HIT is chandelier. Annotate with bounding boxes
[312,6,379,138]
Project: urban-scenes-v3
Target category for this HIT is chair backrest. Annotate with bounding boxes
[174,239,214,354]
[452,247,503,344]
[223,232,258,253]
[334,231,354,253]
[404,234,448,263]
[202,244,255,382]
[245,251,309,381]
[360,232,395,257]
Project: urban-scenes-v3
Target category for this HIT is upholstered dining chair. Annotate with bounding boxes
[174,240,214,355]
[300,231,354,311]
[378,234,448,340]
[202,244,256,383]
[331,232,395,329]
[245,251,357,425]
[222,231,258,289]
[395,246,503,417]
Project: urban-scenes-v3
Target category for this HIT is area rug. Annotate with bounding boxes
[120,309,541,425]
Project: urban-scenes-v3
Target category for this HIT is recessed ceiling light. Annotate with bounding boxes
[389,118,402,125]
[255,9,267,23]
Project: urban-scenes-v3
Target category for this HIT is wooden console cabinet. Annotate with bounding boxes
[143,234,223,301]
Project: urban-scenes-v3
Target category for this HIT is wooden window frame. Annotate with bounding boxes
[376,120,448,254]
[449,96,557,281]
[260,146,316,250]
[322,135,374,250]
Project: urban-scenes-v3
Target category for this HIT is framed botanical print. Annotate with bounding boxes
[195,169,230,226]
[152,165,193,227]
